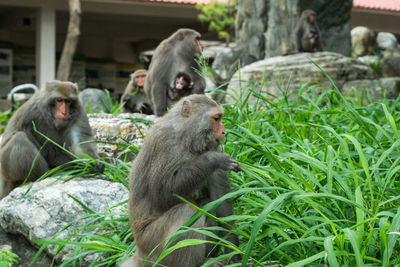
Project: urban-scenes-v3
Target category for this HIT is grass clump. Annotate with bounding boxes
[18,70,400,266]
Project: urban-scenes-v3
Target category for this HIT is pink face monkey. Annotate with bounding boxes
[168,72,194,101]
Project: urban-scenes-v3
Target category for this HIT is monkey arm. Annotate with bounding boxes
[0,131,49,182]
[208,169,241,262]
[151,83,169,116]
[315,29,323,51]
[69,120,99,159]
[295,26,303,51]
[155,151,239,210]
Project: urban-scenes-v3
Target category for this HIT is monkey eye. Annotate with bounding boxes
[55,98,63,103]
[213,115,221,121]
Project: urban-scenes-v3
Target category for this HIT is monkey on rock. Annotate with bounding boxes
[0,80,103,199]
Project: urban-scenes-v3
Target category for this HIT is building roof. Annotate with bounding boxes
[126,0,223,5]
[128,0,399,11]
[353,0,400,12]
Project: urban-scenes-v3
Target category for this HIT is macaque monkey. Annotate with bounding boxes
[144,28,206,116]
[167,72,194,106]
[123,94,242,266]
[0,80,103,199]
[121,69,152,114]
[295,9,323,52]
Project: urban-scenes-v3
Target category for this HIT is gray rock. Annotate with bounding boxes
[351,26,376,56]
[211,44,250,86]
[382,49,400,77]
[377,32,398,52]
[88,113,155,160]
[235,0,268,61]
[79,88,111,113]
[0,228,54,266]
[0,177,128,264]
[357,55,381,66]
[341,77,400,102]
[226,51,375,104]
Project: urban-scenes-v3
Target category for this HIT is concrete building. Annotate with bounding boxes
[0,0,398,97]
[0,0,216,96]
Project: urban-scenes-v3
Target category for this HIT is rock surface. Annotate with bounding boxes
[0,177,128,264]
[88,113,155,160]
[226,51,376,103]
[235,0,268,61]
[341,77,400,102]
[79,88,111,113]
[377,32,398,52]
[382,49,400,77]
[351,26,376,56]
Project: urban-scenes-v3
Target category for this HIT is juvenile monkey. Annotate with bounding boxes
[167,72,194,105]
[121,69,152,114]
[0,80,103,199]
[123,94,242,267]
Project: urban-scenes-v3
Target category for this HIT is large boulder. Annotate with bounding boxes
[226,51,376,103]
[0,177,128,265]
[235,0,268,61]
[351,26,376,56]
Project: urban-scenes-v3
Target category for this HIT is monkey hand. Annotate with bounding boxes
[206,152,241,172]
[122,95,131,102]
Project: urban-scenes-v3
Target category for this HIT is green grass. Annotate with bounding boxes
[6,71,400,266]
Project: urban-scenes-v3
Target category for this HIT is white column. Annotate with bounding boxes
[36,2,56,89]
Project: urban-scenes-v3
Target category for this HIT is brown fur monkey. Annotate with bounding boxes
[144,28,206,116]
[123,94,242,266]
[295,9,323,52]
[167,72,194,106]
[121,69,152,114]
[0,80,103,199]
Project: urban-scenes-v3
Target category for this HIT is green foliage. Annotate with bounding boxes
[0,246,18,266]
[86,89,124,114]
[19,65,400,265]
[0,109,13,135]
[196,0,236,45]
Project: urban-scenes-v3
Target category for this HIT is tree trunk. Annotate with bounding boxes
[56,0,81,81]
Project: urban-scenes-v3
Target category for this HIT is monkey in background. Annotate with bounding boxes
[123,94,242,267]
[167,72,194,105]
[0,80,103,199]
[144,28,206,116]
[295,9,323,52]
[120,69,152,114]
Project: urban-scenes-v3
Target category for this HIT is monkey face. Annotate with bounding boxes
[308,13,315,23]
[134,74,146,87]
[55,97,72,123]
[175,77,187,90]
[211,111,225,147]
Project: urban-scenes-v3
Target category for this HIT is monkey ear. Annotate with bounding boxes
[178,32,185,41]
[45,80,59,91]
[181,100,193,117]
